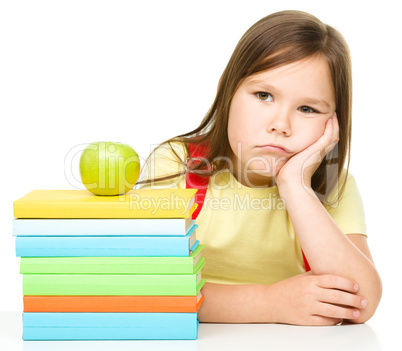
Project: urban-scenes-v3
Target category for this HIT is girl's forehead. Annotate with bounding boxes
[238,56,335,106]
[245,56,330,84]
[240,56,334,96]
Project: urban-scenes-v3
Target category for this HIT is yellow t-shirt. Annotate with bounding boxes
[138,141,367,285]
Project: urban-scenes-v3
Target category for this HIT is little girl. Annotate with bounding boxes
[137,10,382,325]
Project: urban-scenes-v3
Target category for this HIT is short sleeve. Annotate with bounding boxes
[324,171,367,236]
[136,141,187,190]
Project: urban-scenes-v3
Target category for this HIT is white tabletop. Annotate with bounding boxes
[0,310,398,351]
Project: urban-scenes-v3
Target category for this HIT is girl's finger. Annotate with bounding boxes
[315,274,359,293]
[319,287,367,310]
[331,112,340,143]
[309,315,343,326]
[315,302,360,320]
[318,117,335,148]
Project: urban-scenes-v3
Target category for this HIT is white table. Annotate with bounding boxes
[0,311,397,350]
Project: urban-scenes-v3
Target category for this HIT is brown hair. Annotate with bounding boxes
[137,10,352,204]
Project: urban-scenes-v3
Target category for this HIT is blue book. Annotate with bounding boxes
[15,225,198,257]
[12,218,195,236]
[23,313,199,340]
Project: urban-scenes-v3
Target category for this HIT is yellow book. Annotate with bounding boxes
[14,189,198,219]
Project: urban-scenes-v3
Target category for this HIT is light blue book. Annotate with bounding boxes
[15,225,198,257]
[12,218,195,236]
[23,313,199,340]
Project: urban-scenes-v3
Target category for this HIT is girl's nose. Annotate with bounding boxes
[265,110,291,136]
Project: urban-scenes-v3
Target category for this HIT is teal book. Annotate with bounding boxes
[23,313,199,340]
[15,225,198,257]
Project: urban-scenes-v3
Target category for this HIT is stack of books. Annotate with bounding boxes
[13,189,205,340]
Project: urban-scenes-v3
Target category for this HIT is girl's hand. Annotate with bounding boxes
[271,272,367,326]
[276,112,339,190]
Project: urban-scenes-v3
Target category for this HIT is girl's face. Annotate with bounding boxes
[227,55,336,187]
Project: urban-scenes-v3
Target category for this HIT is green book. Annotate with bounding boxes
[23,264,205,296]
[20,246,204,275]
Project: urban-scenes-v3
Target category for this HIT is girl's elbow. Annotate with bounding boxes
[349,303,379,324]
[350,273,383,324]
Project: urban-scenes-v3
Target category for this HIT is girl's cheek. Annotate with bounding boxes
[296,121,327,150]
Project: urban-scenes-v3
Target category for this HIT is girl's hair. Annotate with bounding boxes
[138,10,353,204]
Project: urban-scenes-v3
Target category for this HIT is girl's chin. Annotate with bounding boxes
[239,171,278,188]
[231,157,288,186]
[251,170,279,177]
[248,159,285,175]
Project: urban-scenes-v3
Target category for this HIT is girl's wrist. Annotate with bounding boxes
[276,172,312,190]
[278,180,317,204]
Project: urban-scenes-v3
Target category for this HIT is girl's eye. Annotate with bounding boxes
[298,106,317,114]
[256,92,273,102]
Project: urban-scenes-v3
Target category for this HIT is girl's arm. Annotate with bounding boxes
[198,272,367,325]
[198,283,275,323]
[276,114,382,323]
[277,184,382,323]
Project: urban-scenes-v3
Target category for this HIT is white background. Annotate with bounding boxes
[0,0,401,338]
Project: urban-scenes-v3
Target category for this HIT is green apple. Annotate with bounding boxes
[80,141,140,196]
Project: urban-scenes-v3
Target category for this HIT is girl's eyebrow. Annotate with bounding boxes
[246,80,279,94]
[302,97,331,109]
[246,79,331,109]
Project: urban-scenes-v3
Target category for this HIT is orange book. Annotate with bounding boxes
[23,294,204,313]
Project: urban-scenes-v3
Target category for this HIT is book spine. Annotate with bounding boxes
[15,232,197,257]
[20,257,205,275]
[13,219,196,236]
[14,201,195,219]
[23,313,199,340]
[23,296,204,313]
[22,274,204,296]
